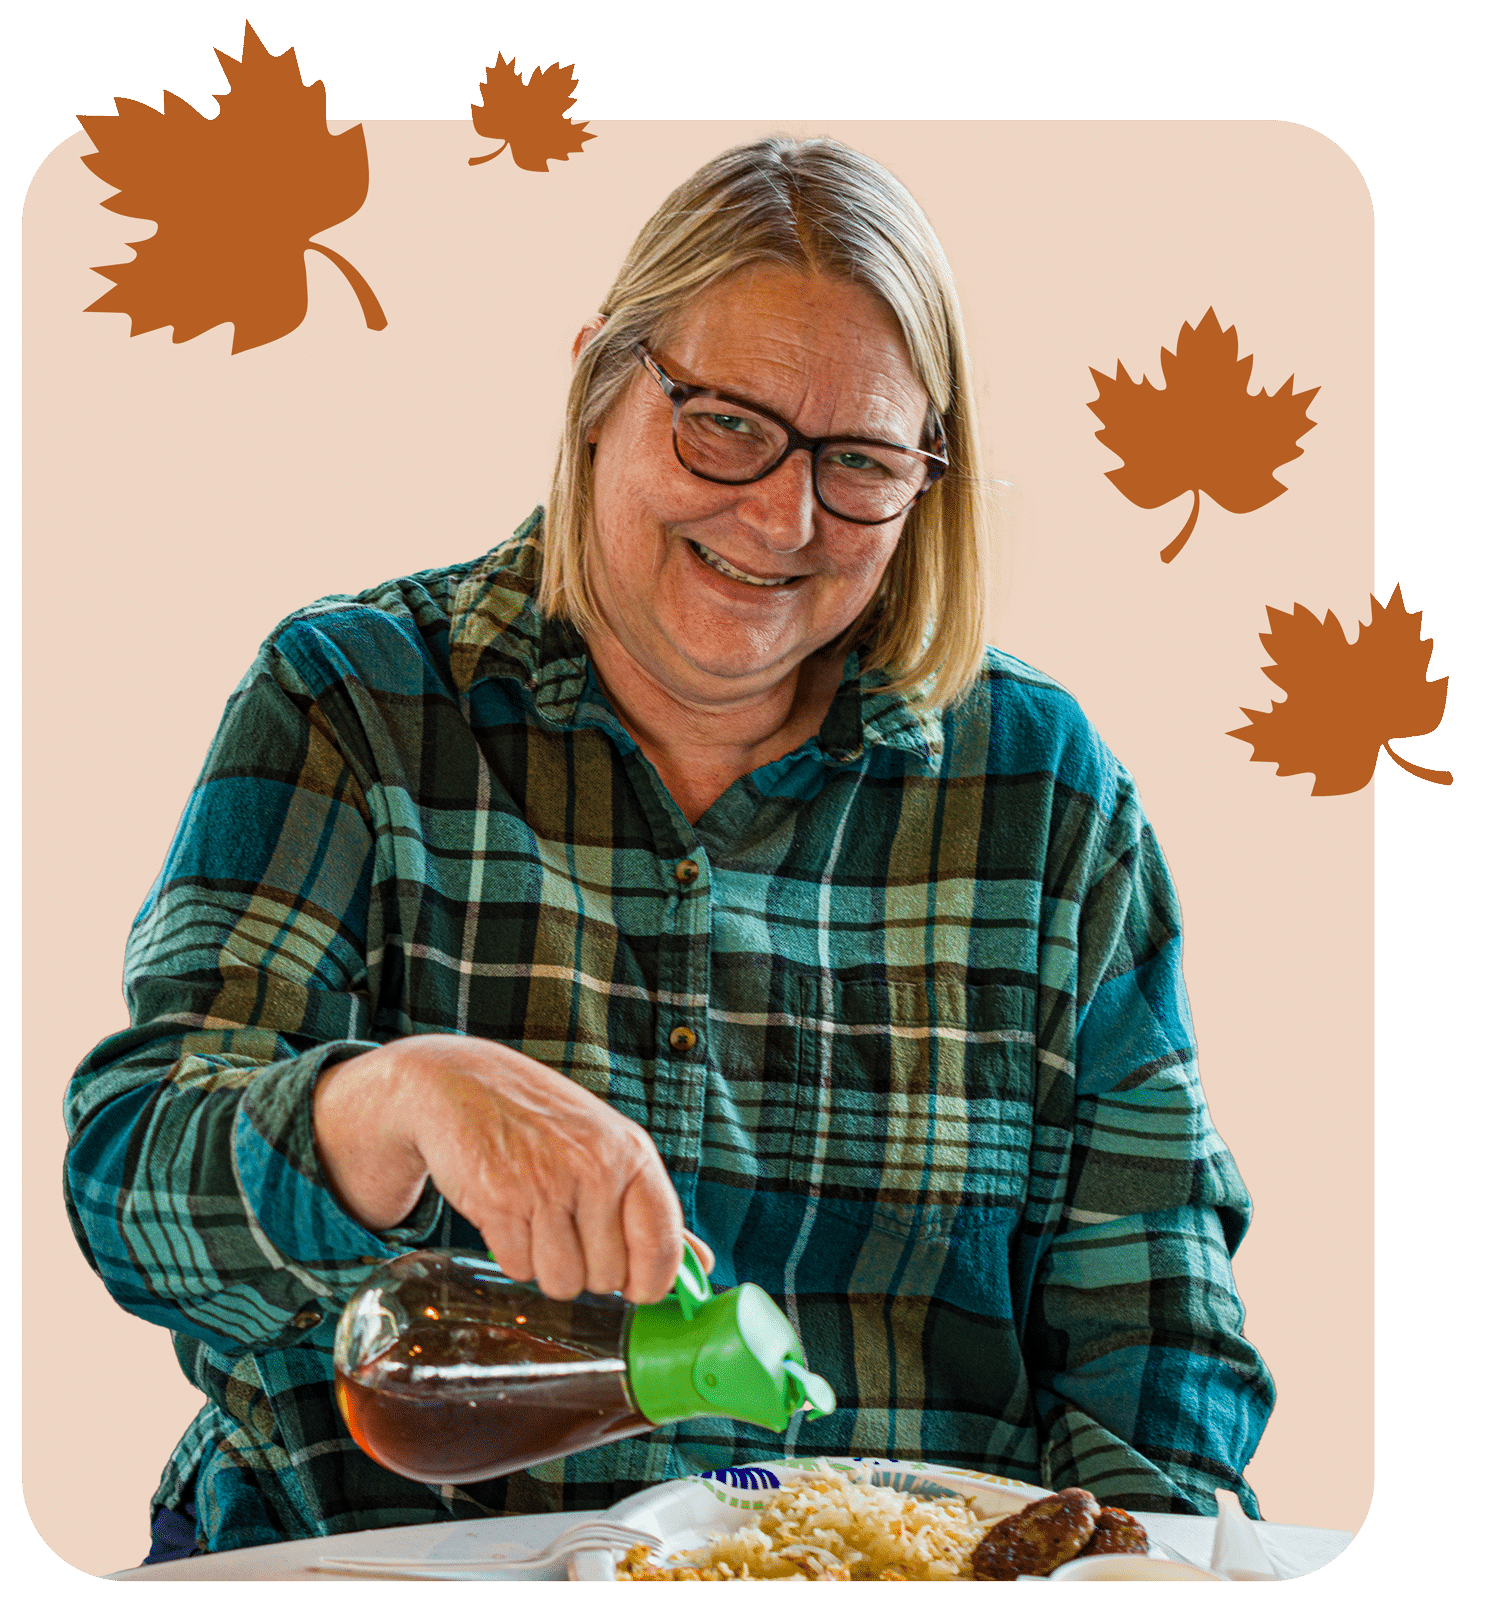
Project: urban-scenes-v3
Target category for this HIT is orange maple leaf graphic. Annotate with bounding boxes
[78,23,386,354]
[469,53,595,172]
[1227,586,1452,795]
[1088,309,1318,562]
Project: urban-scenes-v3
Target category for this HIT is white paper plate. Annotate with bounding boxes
[568,1456,1049,1581]
[1049,1553,1229,1582]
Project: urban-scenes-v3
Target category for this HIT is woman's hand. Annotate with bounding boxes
[311,1036,710,1305]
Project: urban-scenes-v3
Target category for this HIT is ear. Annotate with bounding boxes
[572,313,607,363]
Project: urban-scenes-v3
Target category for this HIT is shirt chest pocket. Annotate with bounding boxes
[792,977,1036,1235]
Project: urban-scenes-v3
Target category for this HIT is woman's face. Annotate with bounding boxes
[584,265,932,708]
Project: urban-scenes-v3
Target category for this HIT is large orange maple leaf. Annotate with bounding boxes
[469,53,595,171]
[78,23,386,354]
[1227,586,1452,795]
[1088,309,1318,562]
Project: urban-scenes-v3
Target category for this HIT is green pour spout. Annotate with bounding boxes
[627,1250,837,1431]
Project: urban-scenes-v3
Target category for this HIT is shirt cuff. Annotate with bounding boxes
[233,1040,445,1285]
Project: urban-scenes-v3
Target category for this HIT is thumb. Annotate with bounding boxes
[684,1230,715,1274]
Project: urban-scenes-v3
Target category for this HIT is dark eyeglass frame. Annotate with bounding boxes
[633,343,947,527]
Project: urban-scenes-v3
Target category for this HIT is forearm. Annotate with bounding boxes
[64,1027,441,1353]
[1029,1202,1274,1514]
[64,629,433,1350]
[1028,762,1272,1508]
[310,1037,431,1230]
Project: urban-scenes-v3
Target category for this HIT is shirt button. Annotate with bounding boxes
[291,1309,323,1330]
[674,858,699,885]
[669,1026,697,1053]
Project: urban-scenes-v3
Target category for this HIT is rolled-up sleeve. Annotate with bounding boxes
[64,640,440,1355]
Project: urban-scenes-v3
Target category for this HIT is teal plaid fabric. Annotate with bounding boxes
[65,512,1272,1553]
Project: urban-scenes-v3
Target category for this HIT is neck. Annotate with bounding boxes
[583,630,848,825]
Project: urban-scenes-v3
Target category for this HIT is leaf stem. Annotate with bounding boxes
[1159,488,1200,563]
[468,143,508,166]
[1381,740,1453,786]
[307,242,388,332]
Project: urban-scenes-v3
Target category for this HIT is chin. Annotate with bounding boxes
[666,632,804,685]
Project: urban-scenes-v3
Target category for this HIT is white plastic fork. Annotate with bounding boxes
[308,1521,661,1578]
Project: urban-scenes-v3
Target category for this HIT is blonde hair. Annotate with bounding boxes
[541,135,987,709]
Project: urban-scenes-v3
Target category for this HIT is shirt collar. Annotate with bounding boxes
[818,650,944,769]
[448,511,943,770]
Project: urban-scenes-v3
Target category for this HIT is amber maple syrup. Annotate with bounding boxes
[335,1321,651,1484]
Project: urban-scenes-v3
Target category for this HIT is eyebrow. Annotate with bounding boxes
[657,353,929,449]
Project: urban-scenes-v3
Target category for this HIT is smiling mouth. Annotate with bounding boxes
[689,541,801,588]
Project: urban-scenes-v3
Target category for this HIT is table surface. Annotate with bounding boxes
[106,1507,1355,1582]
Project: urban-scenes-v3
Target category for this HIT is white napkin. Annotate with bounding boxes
[1210,1488,1283,1580]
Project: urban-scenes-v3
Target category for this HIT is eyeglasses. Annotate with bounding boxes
[633,343,947,527]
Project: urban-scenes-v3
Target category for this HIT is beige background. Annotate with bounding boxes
[24,121,1372,1575]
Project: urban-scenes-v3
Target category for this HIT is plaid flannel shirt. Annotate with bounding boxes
[65,512,1273,1553]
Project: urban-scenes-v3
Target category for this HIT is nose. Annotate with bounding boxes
[734,448,818,551]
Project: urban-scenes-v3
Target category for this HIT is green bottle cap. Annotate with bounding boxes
[627,1249,837,1431]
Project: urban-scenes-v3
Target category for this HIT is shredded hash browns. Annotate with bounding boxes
[615,1464,1005,1581]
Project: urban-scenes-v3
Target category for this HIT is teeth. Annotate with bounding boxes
[691,541,795,587]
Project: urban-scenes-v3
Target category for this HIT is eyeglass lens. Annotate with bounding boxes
[675,395,930,523]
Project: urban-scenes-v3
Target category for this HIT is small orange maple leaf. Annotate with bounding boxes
[469,52,595,172]
[1227,586,1452,795]
[78,23,385,354]
[1088,309,1318,562]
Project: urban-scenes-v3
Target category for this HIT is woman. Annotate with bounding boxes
[65,136,1273,1558]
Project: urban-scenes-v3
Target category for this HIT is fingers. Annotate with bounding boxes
[487,1176,705,1305]
[483,1187,684,1306]
[573,1170,633,1297]
[395,1036,696,1307]
[527,1207,589,1302]
[619,1162,685,1306]
[479,1213,535,1288]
